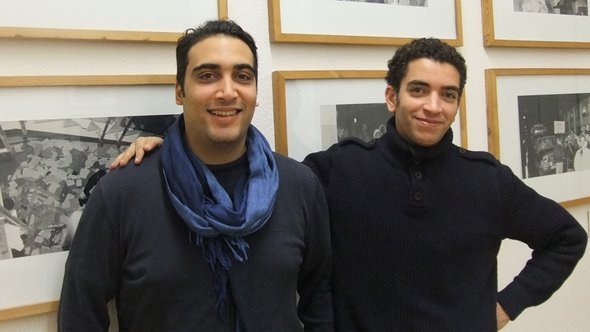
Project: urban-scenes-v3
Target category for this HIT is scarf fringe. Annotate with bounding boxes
[214,263,229,320]
[195,234,249,319]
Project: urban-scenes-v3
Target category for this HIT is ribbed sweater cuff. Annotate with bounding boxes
[497,283,530,320]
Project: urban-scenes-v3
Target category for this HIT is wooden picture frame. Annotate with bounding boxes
[485,68,590,207]
[0,0,228,43]
[482,0,590,48]
[272,70,468,161]
[268,0,463,46]
[0,75,179,320]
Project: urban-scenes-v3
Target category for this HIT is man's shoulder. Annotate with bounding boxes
[273,152,314,177]
[329,137,377,154]
[304,138,376,163]
[99,149,162,190]
[454,146,500,167]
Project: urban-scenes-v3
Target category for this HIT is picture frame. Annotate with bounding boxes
[485,68,590,207]
[0,0,228,43]
[272,70,468,162]
[482,0,590,48]
[0,75,180,320]
[268,0,463,46]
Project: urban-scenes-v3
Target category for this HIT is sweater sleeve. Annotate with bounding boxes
[296,170,334,331]
[58,181,121,331]
[496,165,588,320]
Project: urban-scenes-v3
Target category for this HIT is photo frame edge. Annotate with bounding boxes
[459,95,468,148]
[272,71,289,156]
[0,0,228,43]
[0,301,59,321]
[485,68,500,158]
[0,74,176,87]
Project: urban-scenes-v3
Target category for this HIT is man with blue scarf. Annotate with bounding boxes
[58,20,333,331]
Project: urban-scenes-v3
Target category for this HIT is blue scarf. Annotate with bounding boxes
[161,115,279,319]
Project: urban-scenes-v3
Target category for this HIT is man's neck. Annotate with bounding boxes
[190,142,247,165]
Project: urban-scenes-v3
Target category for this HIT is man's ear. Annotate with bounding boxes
[385,85,397,114]
[175,83,184,105]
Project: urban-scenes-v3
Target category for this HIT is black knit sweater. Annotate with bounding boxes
[303,117,587,331]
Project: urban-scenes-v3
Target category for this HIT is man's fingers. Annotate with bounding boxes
[108,137,164,169]
[109,142,136,170]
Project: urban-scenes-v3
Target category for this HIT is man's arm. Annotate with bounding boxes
[297,172,333,331]
[58,182,120,331]
[495,165,587,320]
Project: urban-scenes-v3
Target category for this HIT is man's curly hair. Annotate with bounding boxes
[385,38,467,98]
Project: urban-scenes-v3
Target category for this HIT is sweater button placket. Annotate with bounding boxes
[411,166,423,202]
[413,191,422,201]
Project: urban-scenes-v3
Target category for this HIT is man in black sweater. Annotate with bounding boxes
[111,38,588,331]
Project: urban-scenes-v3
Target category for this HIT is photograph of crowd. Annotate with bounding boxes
[0,115,176,261]
[514,0,588,15]
[334,0,427,6]
[518,92,590,179]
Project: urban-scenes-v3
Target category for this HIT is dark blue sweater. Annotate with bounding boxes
[58,149,333,331]
[304,117,587,331]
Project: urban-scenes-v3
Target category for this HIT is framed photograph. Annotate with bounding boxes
[482,0,590,48]
[268,0,463,46]
[485,68,590,207]
[0,75,180,320]
[272,70,468,162]
[0,0,228,43]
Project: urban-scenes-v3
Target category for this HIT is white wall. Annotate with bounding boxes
[1,0,588,331]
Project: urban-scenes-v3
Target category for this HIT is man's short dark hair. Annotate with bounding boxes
[385,38,467,98]
[176,20,258,92]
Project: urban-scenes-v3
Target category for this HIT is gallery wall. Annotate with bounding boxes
[0,0,589,331]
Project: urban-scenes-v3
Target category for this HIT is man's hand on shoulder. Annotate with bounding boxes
[109,136,164,170]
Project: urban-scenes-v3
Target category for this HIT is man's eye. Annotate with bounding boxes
[235,72,253,81]
[408,86,425,95]
[198,72,216,80]
[442,90,459,101]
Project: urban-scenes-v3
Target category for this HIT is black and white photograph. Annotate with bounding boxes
[0,115,177,261]
[334,0,427,6]
[518,92,590,178]
[320,103,391,150]
[335,103,391,142]
[514,0,588,15]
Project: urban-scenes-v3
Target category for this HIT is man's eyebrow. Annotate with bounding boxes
[191,63,254,73]
[191,63,219,73]
[406,80,429,87]
[407,79,459,92]
[235,63,255,72]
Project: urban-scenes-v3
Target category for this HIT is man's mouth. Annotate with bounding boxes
[209,108,240,116]
[416,117,442,125]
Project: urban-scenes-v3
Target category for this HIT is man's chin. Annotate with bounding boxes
[412,135,443,147]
